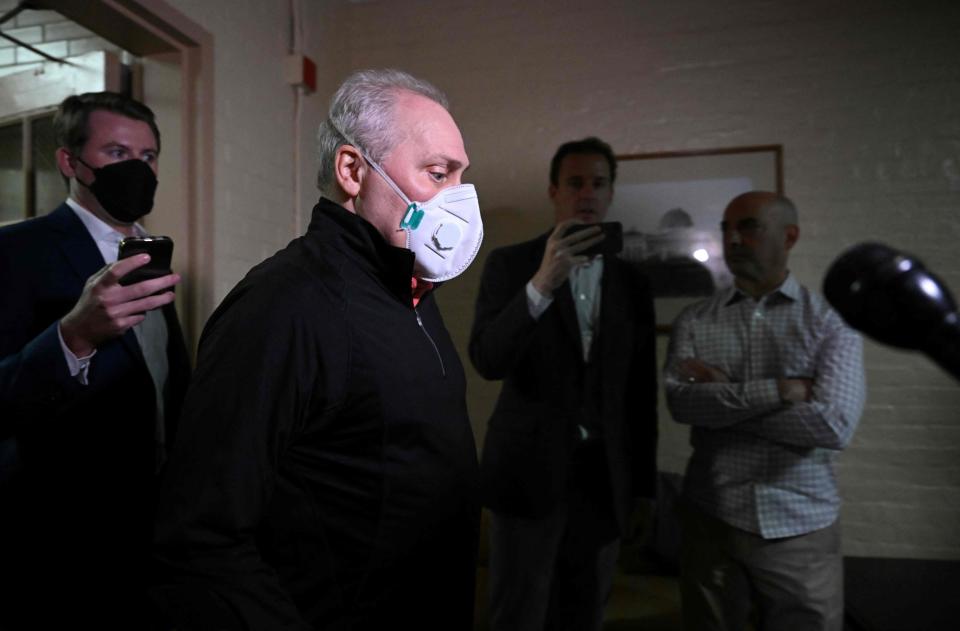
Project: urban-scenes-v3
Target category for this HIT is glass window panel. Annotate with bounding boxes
[0,122,24,223]
[31,114,64,216]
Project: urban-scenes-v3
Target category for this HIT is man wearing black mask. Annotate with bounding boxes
[0,91,190,628]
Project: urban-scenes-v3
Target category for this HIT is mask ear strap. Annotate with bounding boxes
[359,149,413,207]
[327,118,413,209]
[70,153,93,171]
[67,153,95,189]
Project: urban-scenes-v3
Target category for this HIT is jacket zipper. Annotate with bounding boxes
[415,308,446,377]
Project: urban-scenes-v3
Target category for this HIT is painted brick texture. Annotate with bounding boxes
[6,0,953,560]
[329,0,960,560]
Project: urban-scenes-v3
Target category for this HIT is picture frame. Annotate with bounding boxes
[607,144,784,333]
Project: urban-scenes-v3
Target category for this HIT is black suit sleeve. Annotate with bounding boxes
[0,236,87,440]
[626,268,659,499]
[469,246,541,380]
[0,323,85,435]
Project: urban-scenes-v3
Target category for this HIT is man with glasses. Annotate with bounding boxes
[664,191,865,631]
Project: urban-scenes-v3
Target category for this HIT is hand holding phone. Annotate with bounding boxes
[564,221,623,257]
[60,239,179,357]
[532,220,621,295]
[117,236,174,286]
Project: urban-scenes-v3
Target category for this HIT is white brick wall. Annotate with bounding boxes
[323,0,960,559]
[163,0,317,303]
[15,0,946,559]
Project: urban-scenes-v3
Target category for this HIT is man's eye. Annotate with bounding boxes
[429,172,447,183]
[109,149,127,159]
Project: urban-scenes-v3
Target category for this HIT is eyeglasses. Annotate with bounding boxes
[720,218,767,238]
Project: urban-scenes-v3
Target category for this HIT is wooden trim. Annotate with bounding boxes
[22,116,32,218]
[616,144,785,195]
[104,0,215,351]
[614,144,786,335]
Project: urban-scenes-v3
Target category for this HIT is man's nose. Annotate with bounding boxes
[726,229,742,246]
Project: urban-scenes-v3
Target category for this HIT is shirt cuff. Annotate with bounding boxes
[526,281,554,320]
[58,322,95,386]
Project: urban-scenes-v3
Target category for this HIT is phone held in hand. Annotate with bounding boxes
[565,221,623,257]
[117,236,174,286]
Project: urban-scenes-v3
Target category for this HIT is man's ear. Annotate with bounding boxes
[547,183,558,202]
[55,147,77,179]
[334,145,365,201]
[785,224,800,251]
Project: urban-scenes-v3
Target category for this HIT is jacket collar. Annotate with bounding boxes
[308,197,418,305]
[47,203,108,282]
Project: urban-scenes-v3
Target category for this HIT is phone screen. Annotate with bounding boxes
[117,236,174,286]
[565,221,623,257]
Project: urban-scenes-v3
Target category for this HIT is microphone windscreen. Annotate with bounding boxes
[824,241,960,380]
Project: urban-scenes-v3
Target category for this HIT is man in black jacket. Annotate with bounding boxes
[152,69,483,630]
[471,138,658,631]
[0,92,190,628]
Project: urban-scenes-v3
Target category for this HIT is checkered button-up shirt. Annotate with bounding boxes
[664,274,865,538]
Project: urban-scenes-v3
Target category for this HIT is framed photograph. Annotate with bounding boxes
[607,145,784,333]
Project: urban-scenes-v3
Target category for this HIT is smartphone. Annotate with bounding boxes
[117,236,174,286]
[565,221,623,257]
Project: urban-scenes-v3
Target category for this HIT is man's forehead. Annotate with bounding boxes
[393,93,467,162]
[724,195,774,220]
[559,153,610,178]
[86,110,157,147]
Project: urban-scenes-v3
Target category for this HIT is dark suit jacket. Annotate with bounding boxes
[470,231,658,534]
[0,203,190,627]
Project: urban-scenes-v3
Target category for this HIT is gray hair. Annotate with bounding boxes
[316,68,450,196]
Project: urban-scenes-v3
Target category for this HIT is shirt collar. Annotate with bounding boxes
[723,272,800,307]
[66,197,145,239]
[569,254,604,279]
[65,197,145,264]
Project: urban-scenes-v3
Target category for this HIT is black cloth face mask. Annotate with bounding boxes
[74,156,158,223]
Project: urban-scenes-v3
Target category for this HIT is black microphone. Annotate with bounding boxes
[823,242,960,380]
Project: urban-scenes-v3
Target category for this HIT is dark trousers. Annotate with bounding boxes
[488,443,620,631]
[680,503,843,631]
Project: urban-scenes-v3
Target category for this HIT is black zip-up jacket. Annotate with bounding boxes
[153,198,480,630]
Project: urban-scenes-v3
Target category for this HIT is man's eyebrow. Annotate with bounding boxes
[424,153,468,171]
[97,141,131,151]
[98,141,157,154]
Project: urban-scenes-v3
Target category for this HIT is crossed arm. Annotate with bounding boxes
[664,310,865,450]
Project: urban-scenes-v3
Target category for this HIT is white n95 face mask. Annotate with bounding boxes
[360,149,483,283]
[397,184,483,282]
